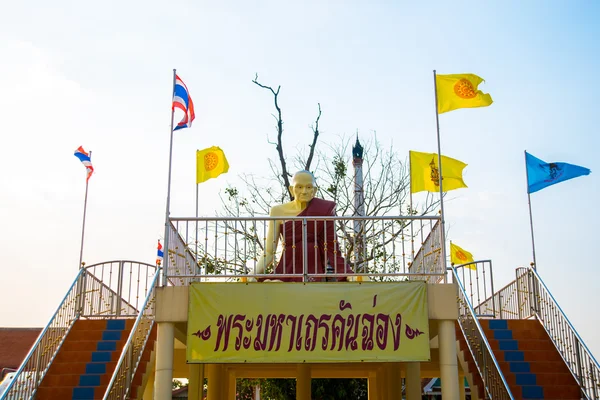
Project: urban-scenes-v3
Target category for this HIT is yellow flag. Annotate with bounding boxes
[410,151,467,193]
[436,73,493,114]
[196,146,229,184]
[450,243,475,268]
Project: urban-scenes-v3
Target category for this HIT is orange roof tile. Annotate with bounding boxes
[0,328,42,370]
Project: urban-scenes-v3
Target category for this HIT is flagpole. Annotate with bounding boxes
[524,150,538,270]
[195,181,199,274]
[409,152,415,262]
[78,151,91,269]
[433,70,448,279]
[162,69,177,286]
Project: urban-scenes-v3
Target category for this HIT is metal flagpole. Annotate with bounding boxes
[78,151,91,269]
[409,152,415,261]
[162,69,177,286]
[195,181,199,274]
[524,150,538,270]
[432,70,448,278]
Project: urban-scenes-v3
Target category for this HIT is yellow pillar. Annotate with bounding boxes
[225,368,236,400]
[368,371,379,400]
[439,320,460,399]
[405,362,421,400]
[459,374,466,400]
[207,364,224,400]
[143,365,155,400]
[296,364,311,400]
[188,364,204,400]
[154,322,174,400]
[388,363,401,399]
[377,367,386,400]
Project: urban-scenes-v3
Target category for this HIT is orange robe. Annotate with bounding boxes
[268,198,354,282]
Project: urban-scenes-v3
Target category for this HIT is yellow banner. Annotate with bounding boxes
[187,282,430,363]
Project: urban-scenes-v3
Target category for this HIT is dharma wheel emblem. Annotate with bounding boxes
[453,78,478,99]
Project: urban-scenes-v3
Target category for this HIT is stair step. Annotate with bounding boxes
[488,338,556,351]
[473,319,583,400]
[47,361,117,375]
[504,372,577,387]
[62,338,128,352]
[496,349,564,362]
[36,319,156,400]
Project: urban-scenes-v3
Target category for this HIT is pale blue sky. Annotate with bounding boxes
[1,1,599,357]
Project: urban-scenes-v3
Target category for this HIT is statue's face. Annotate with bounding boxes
[291,172,317,202]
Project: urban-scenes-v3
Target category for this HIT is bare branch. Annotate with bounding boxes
[253,74,292,199]
[305,103,321,171]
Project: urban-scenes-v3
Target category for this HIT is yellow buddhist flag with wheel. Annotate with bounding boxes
[196,146,229,184]
[450,243,475,269]
[410,151,467,193]
[436,73,493,114]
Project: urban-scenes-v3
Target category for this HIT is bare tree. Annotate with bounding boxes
[252,74,321,200]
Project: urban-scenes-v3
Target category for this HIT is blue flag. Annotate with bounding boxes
[526,152,591,194]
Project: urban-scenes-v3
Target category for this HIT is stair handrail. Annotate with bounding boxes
[102,270,160,400]
[475,267,532,320]
[0,269,85,400]
[527,266,600,400]
[451,266,515,400]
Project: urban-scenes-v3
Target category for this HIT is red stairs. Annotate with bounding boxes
[36,319,156,400]
[457,319,581,399]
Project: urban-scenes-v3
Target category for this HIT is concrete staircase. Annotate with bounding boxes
[36,319,156,400]
[457,319,582,399]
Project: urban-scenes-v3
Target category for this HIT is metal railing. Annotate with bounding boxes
[1,261,158,400]
[526,267,600,400]
[165,221,202,286]
[408,220,444,283]
[475,267,531,320]
[451,266,514,400]
[166,215,443,284]
[472,266,600,399]
[83,261,158,317]
[103,271,159,400]
[453,260,496,317]
[0,270,84,400]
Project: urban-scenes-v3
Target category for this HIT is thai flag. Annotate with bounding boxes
[74,146,94,182]
[172,75,195,131]
[157,240,164,266]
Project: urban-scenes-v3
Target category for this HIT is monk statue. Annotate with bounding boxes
[253,170,355,282]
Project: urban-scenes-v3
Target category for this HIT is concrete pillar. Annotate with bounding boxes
[459,374,466,400]
[439,320,460,400]
[207,364,224,400]
[188,364,204,400]
[296,364,311,400]
[405,362,421,400]
[154,322,174,400]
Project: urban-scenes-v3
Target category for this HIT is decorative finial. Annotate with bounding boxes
[352,133,363,159]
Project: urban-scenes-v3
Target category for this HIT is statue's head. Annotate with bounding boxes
[290,170,317,203]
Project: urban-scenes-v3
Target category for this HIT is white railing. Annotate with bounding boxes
[407,220,444,283]
[452,266,514,400]
[475,267,531,320]
[473,266,600,399]
[166,215,443,284]
[82,261,158,317]
[1,261,158,400]
[453,260,496,317]
[0,270,84,400]
[103,272,159,400]
[527,267,599,400]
